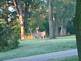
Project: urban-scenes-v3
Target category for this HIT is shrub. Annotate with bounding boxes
[0,19,20,51]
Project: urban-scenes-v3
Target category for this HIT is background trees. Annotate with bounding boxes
[18,0,76,38]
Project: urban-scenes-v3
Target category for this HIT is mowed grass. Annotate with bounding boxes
[0,36,77,60]
[47,56,79,61]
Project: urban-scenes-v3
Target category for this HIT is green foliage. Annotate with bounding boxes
[0,0,21,51]
[0,19,19,51]
[39,20,48,32]
[39,24,45,32]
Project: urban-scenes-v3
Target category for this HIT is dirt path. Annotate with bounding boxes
[4,49,78,61]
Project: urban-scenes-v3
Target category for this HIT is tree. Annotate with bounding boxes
[13,0,33,40]
[73,0,81,61]
[16,0,25,40]
[54,0,76,36]
[48,0,56,38]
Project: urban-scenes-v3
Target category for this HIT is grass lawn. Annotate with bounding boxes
[0,36,77,60]
[47,56,79,61]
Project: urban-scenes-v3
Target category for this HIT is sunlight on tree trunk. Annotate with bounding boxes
[13,0,25,40]
[19,15,24,40]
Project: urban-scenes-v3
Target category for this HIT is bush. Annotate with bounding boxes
[66,20,75,34]
[0,19,19,51]
[39,20,48,32]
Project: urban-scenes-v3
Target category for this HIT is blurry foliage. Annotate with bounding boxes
[0,19,20,51]
[0,0,20,51]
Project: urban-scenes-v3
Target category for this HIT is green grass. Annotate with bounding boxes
[0,36,77,60]
[47,56,79,61]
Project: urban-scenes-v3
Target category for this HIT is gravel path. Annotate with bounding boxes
[4,49,78,61]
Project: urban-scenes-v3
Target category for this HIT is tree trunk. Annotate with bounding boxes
[16,0,25,40]
[24,3,29,34]
[48,0,56,38]
[19,15,24,40]
[74,0,81,61]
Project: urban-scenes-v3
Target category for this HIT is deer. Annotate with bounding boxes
[37,31,46,39]
[33,27,46,39]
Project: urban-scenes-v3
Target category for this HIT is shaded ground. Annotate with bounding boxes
[47,56,78,61]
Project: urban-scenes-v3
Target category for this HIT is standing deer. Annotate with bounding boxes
[33,27,46,39]
[37,31,46,39]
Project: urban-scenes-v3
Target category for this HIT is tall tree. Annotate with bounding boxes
[13,0,33,40]
[10,0,25,40]
[48,0,56,38]
[74,0,81,61]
